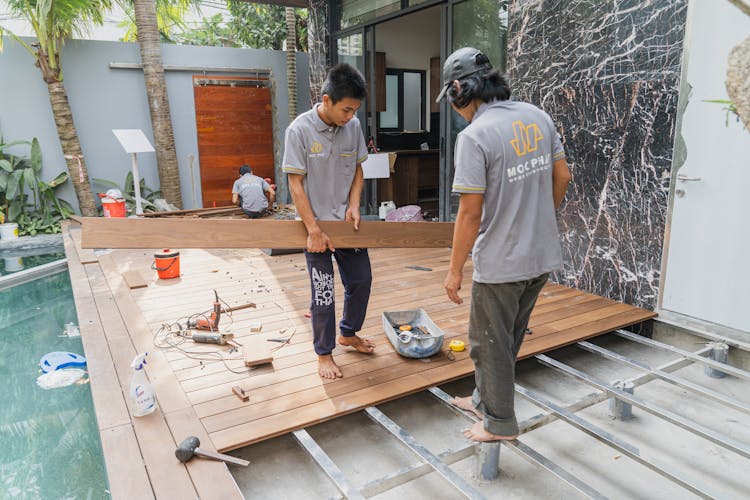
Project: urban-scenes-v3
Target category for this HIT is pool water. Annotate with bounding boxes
[0,270,109,499]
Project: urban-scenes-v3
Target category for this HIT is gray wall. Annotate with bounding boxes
[0,38,310,211]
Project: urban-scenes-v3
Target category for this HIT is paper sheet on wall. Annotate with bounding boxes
[361,153,391,179]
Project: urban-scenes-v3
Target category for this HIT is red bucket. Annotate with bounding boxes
[152,249,180,279]
[101,197,126,218]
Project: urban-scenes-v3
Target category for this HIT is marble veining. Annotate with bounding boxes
[507,0,688,309]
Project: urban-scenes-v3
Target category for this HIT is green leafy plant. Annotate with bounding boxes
[704,99,741,127]
[0,134,73,235]
[226,3,308,51]
[93,172,163,214]
[172,13,240,47]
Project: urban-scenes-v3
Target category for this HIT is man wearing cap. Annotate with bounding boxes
[439,47,572,441]
[282,63,376,379]
[232,164,275,218]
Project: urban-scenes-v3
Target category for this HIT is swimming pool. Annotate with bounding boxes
[0,269,109,498]
[0,251,66,276]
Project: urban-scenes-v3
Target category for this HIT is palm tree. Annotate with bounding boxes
[0,0,107,217]
[307,0,327,105]
[285,7,297,120]
[126,0,188,208]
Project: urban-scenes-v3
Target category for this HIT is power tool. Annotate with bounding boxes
[187,290,222,331]
[190,331,234,345]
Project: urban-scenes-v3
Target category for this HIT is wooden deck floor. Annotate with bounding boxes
[63,223,655,496]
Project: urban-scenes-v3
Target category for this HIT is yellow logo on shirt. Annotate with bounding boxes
[310,141,323,154]
[510,121,544,157]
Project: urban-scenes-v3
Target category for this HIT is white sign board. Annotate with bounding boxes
[361,153,391,179]
[112,129,155,154]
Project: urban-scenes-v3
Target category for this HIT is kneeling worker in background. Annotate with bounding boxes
[232,164,275,218]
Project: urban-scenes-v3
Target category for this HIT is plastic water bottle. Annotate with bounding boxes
[129,352,156,417]
[379,201,396,220]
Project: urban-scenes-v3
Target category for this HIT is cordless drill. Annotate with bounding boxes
[188,290,221,331]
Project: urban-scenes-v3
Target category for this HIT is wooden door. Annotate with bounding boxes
[193,76,274,207]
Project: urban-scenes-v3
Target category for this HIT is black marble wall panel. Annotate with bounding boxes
[507,0,688,309]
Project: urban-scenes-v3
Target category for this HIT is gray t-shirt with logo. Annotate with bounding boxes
[282,105,368,221]
[452,100,566,284]
[232,173,270,212]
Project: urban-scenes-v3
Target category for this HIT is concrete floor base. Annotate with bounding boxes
[228,321,750,499]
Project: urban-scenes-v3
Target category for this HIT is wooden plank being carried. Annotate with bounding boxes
[79,217,454,249]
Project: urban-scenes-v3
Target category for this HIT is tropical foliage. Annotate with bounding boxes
[226,2,307,51]
[0,135,74,235]
[0,0,110,217]
[117,0,195,42]
[172,13,238,47]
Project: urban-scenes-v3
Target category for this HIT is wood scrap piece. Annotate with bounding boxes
[222,302,256,313]
[232,386,250,402]
[250,322,262,332]
[122,269,148,289]
[79,218,455,249]
[243,337,273,367]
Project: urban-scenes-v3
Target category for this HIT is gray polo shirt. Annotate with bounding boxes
[452,100,566,284]
[282,104,368,220]
[232,173,270,212]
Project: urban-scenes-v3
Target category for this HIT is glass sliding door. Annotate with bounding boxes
[336,29,379,214]
[441,0,508,220]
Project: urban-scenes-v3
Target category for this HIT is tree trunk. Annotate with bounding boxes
[46,81,97,216]
[307,0,329,106]
[134,0,184,208]
[286,7,298,120]
[726,35,750,131]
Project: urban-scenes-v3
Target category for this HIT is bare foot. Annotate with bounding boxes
[338,334,375,354]
[318,354,343,379]
[462,421,518,442]
[450,396,483,420]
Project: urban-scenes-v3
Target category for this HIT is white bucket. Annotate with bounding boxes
[0,223,19,240]
[4,256,24,273]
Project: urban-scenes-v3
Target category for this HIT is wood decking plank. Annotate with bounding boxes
[75,241,656,458]
[99,425,155,500]
[519,308,657,359]
[62,225,157,500]
[209,357,476,451]
[62,228,130,430]
[203,347,470,433]
[163,407,243,500]
[68,226,99,263]
[97,254,193,414]
[83,264,198,500]
[80,217,455,249]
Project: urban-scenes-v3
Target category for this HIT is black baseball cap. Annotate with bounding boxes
[435,47,493,103]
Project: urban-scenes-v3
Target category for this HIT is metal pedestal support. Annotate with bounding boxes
[705,342,729,379]
[476,442,501,482]
[608,380,635,420]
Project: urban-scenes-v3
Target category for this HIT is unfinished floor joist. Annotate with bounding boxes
[78,217,455,249]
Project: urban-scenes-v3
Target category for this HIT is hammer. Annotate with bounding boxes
[175,436,249,466]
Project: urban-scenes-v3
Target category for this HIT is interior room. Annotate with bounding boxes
[372,6,441,217]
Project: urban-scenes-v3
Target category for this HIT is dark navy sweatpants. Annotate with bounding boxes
[304,249,372,355]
